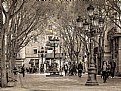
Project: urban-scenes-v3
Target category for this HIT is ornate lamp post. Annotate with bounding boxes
[85,4,99,86]
[97,17,104,74]
[41,47,44,73]
[59,44,62,74]
[50,37,59,61]
[49,36,59,73]
[77,4,99,86]
[41,47,44,64]
[38,47,44,73]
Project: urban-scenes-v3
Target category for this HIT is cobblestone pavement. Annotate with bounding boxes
[1,73,121,91]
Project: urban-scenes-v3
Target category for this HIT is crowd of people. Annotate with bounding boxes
[63,60,116,83]
[63,62,83,77]
[26,66,38,74]
[11,60,116,84]
[101,60,116,83]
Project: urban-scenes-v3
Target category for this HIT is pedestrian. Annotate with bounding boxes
[13,66,18,81]
[102,61,108,83]
[21,64,25,77]
[26,67,30,73]
[106,64,111,79]
[68,62,72,76]
[72,62,77,76]
[109,60,116,78]
[40,64,44,73]
[29,67,32,73]
[64,64,68,76]
[78,62,83,77]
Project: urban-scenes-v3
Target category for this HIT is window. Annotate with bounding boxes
[33,49,37,54]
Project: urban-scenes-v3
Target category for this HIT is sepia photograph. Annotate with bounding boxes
[0,0,121,91]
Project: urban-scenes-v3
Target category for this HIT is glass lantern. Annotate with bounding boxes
[83,19,89,30]
[87,4,94,16]
[76,16,83,28]
[93,15,99,26]
[99,17,104,28]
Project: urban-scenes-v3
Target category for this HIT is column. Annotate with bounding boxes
[118,37,121,74]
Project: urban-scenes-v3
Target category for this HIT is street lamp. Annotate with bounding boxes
[38,47,44,73]
[41,47,44,64]
[49,36,59,73]
[59,44,62,74]
[50,36,59,61]
[85,4,99,86]
[77,4,99,86]
[98,17,104,74]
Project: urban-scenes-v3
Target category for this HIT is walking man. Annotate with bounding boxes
[64,64,68,76]
[78,62,83,77]
[13,66,18,81]
[21,64,25,77]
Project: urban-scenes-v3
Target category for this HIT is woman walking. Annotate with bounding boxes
[102,61,108,83]
[64,64,68,76]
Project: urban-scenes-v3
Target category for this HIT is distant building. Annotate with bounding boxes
[16,27,64,72]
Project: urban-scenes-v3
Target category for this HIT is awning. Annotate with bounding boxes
[29,59,39,64]
[45,53,63,60]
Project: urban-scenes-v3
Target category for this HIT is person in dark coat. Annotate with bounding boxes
[13,66,18,81]
[13,66,17,76]
[78,62,83,77]
[68,62,72,76]
[72,62,77,76]
[64,64,68,76]
[109,60,116,78]
[21,64,25,77]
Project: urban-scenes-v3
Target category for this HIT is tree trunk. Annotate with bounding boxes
[0,0,7,87]
[1,32,7,87]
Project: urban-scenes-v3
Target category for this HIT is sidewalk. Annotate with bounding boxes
[0,73,121,91]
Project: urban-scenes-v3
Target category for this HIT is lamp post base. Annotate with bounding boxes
[85,80,99,86]
[85,67,99,86]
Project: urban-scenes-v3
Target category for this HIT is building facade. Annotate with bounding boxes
[16,28,65,73]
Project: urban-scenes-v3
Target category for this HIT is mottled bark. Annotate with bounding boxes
[0,0,7,87]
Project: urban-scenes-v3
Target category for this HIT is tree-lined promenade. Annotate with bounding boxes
[0,0,121,88]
